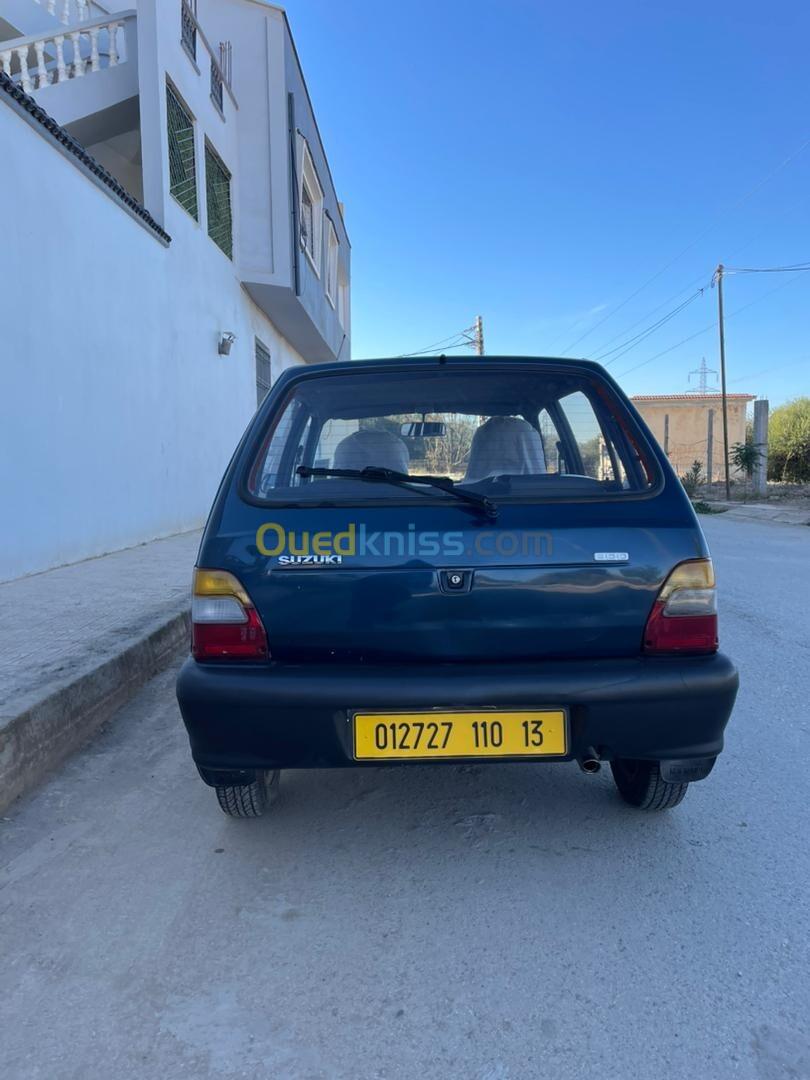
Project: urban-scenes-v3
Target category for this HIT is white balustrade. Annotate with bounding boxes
[33,0,92,24]
[16,46,32,93]
[34,40,50,87]
[54,34,67,83]
[6,18,131,96]
[69,31,84,77]
[89,25,100,72]
[107,22,119,67]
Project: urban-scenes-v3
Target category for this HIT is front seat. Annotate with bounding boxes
[333,429,410,473]
[464,416,546,484]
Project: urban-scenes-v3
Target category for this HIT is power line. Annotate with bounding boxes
[588,191,810,358]
[723,262,810,274]
[398,330,470,357]
[615,268,810,378]
[601,260,810,370]
[588,272,711,357]
[594,288,707,364]
[559,132,810,356]
[400,316,485,358]
[398,338,469,357]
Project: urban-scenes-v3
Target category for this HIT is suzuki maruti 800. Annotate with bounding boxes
[176,357,738,817]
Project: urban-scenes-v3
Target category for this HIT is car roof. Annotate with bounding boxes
[275,355,609,385]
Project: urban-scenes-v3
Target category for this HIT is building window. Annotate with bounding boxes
[255,340,272,407]
[325,218,338,306]
[181,0,197,62]
[338,265,349,330]
[300,185,314,262]
[205,142,232,258]
[210,58,223,113]
[166,83,198,220]
[298,140,323,274]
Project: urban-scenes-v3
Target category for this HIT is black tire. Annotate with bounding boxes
[215,770,280,818]
[610,758,688,811]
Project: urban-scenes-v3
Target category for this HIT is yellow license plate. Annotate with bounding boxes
[353,710,567,761]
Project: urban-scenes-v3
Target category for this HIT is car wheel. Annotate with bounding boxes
[215,769,280,818]
[610,758,688,810]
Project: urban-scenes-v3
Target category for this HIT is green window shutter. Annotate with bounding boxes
[167,84,198,220]
[205,144,233,259]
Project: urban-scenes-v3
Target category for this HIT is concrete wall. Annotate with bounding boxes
[0,96,304,582]
[633,398,751,481]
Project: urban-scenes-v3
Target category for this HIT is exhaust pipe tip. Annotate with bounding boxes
[578,751,602,774]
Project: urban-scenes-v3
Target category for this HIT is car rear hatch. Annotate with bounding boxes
[197,359,705,664]
[209,507,704,662]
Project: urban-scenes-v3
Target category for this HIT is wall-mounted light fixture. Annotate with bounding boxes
[218,331,236,356]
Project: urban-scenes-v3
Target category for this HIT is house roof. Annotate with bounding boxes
[0,71,171,245]
[631,393,756,402]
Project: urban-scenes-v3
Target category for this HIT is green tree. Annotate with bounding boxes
[768,398,810,482]
[730,440,762,479]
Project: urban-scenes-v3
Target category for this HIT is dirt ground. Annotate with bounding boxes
[700,480,810,509]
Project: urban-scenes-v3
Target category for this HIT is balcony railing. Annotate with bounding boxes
[0,13,133,94]
[33,0,92,25]
[179,1,235,115]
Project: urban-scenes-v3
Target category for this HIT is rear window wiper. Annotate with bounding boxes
[296,465,498,520]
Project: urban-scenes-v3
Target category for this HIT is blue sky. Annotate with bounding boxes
[282,0,809,405]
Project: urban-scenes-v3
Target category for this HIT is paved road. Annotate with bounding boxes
[2,516,808,1080]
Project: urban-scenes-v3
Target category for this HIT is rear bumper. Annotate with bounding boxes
[176,653,739,778]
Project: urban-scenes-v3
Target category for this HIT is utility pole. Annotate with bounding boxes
[706,409,714,484]
[714,264,731,500]
[753,399,769,496]
[473,315,484,356]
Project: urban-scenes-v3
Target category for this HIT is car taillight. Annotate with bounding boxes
[643,559,718,655]
[191,568,269,661]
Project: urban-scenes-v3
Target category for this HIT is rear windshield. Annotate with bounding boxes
[246,366,658,503]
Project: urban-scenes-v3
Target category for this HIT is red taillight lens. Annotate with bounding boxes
[643,559,718,655]
[191,569,269,661]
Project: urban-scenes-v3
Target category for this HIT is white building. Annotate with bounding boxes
[0,0,351,581]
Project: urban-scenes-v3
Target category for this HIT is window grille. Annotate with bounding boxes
[255,341,272,407]
[167,83,198,219]
[181,0,197,60]
[205,143,232,258]
[210,58,223,112]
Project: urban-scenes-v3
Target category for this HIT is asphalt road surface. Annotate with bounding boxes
[2,515,808,1080]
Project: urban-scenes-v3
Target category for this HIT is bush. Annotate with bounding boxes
[730,440,762,479]
[768,398,810,482]
[680,460,704,496]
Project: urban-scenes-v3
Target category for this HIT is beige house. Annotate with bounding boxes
[631,394,755,481]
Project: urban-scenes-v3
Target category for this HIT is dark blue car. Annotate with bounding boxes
[176,357,738,817]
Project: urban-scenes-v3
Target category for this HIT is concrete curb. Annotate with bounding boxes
[703,501,810,526]
[0,609,190,814]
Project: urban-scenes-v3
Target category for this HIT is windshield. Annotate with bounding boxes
[246,366,657,503]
